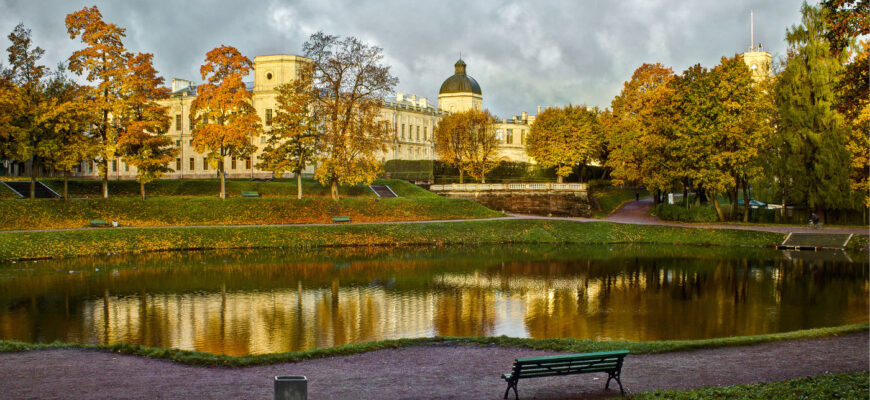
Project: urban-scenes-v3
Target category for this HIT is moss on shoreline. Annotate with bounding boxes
[0,219,788,261]
[0,323,865,367]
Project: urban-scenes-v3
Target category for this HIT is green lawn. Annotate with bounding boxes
[634,372,868,399]
[0,219,788,261]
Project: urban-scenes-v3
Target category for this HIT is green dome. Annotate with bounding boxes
[439,59,482,95]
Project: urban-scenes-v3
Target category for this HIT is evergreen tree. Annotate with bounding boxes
[774,2,851,218]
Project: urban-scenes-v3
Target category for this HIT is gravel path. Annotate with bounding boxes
[1,331,866,399]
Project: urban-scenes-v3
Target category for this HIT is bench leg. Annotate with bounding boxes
[606,370,625,395]
[503,379,518,400]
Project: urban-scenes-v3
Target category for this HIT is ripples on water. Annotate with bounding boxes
[0,245,866,355]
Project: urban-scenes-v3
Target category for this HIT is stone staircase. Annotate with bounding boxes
[2,181,61,198]
[369,185,397,198]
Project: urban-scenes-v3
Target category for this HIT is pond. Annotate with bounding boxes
[0,245,866,356]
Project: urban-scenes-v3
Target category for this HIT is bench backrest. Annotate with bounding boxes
[511,350,628,379]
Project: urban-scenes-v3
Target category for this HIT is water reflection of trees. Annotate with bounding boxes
[0,247,865,355]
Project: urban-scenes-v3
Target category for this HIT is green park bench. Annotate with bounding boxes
[89,219,108,227]
[241,191,260,197]
[331,216,351,223]
[501,350,629,399]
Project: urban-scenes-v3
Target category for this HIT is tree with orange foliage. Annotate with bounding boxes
[66,6,128,198]
[190,45,261,199]
[304,32,396,201]
[604,63,676,202]
[117,52,176,200]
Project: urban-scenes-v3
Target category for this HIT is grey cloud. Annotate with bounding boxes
[1,0,805,117]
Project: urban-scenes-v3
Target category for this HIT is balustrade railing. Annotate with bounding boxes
[430,182,586,192]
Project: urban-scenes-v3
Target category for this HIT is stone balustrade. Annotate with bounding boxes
[430,182,586,192]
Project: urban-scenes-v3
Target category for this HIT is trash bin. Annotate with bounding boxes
[274,376,307,400]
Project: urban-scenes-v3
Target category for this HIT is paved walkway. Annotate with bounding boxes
[0,332,866,399]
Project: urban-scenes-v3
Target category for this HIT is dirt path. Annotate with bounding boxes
[1,332,866,399]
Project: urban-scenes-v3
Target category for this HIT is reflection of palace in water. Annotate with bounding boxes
[0,248,866,356]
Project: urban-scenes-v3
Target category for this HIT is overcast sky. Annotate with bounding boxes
[2,0,809,118]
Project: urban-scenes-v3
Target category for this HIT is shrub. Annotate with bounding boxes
[653,203,718,222]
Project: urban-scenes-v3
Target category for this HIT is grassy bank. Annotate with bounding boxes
[0,191,498,231]
[0,323,865,367]
[35,177,401,198]
[634,372,868,399]
[0,220,788,261]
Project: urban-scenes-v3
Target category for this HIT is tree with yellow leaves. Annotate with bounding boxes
[256,62,319,199]
[190,45,261,199]
[525,105,600,183]
[304,32,396,200]
[434,109,499,184]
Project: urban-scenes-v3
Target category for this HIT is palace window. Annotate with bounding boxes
[175,114,181,131]
[265,109,273,126]
[521,130,526,144]
[189,157,195,171]
[203,158,208,170]
[401,124,405,139]
[175,140,181,146]
[112,160,117,172]
[416,126,420,141]
[124,162,129,172]
[176,158,181,171]
[231,158,237,170]
[246,158,251,169]
[506,129,513,145]
[423,126,427,141]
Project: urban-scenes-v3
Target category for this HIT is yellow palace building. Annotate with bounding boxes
[67,55,536,180]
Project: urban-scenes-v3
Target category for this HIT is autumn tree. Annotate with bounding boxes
[190,45,261,199]
[434,111,471,183]
[117,53,175,199]
[821,0,869,208]
[525,105,600,183]
[774,3,851,218]
[604,63,677,202]
[66,6,129,198]
[3,23,52,198]
[461,109,499,183]
[671,57,772,221]
[256,62,319,199]
[41,64,98,199]
[304,32,397,200]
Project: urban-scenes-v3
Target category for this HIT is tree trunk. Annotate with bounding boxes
[331,178,339,201]
[711,192,726,222]
[219,163,226,199]
[557,175,563,183]
[729,176,739,220]
[653,190,660,206]
[459,168,464,184]
[297,172,302,199]
[140,180,146,200]
[101,159,109,198]
[29,160,36,199]
[63,171,68,200]
[742,178,750,222]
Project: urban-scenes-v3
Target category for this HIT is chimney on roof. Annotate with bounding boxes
[521,111,527,121]
[537,106,541,114]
